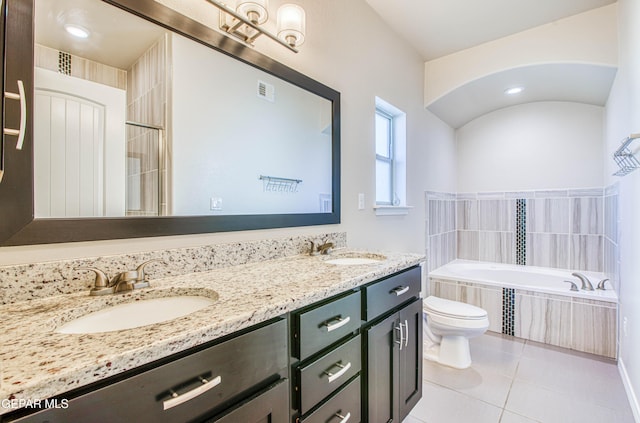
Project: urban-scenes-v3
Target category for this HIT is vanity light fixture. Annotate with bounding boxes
[64,24,90,39]
[504,86,524,95]
[207,0,305,52]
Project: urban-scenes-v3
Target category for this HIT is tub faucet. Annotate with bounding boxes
[597,278,610,290]
[564,280,579,292]
[571,272,594,291]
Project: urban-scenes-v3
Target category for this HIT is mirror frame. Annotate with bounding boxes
[0,0,340,246]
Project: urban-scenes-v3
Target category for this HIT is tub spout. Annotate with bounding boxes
[572,272,594,291]
[564,281,579,292]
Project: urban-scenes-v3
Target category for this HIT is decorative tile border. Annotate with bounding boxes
[516,199,527,265]
[502,287,516,336]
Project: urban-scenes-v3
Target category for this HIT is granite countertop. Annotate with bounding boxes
[0,250,424,413]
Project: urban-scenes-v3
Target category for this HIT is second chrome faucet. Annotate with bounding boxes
[79,259,166,296]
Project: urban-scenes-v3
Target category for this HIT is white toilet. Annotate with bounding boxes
[422,295,490,369]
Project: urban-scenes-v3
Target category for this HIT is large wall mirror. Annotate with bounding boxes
[0,0,340,245]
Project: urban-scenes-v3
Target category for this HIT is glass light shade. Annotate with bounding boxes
[236,0,269,24]
[277,4,305,47]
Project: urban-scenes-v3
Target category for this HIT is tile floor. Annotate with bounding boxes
[405,332,636,423]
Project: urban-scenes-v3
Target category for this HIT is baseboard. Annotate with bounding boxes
[619,358,640,422]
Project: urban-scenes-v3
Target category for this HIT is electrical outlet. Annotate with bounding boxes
[210,197,223,211]
[623,317,628,337]
[358,193,365,210]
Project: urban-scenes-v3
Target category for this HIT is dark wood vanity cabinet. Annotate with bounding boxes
[291,265,423,423]
[4,319,289,423]
[363,267,423,423]
[3,265,422,423]
[290,291,362,422]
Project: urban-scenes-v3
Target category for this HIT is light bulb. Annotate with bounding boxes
[64,24,90,39]
[504,86,524,95]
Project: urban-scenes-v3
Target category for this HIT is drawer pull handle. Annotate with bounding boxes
[391,286,410,296]
[323,315,351,332]
[4,80,27,150]
[334,411,351,423]
[324,361,351,383]
[162,375,221,410]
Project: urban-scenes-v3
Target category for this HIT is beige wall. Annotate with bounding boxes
[0,0,456,265]
[457,101,604,192]
[424,4,618,106]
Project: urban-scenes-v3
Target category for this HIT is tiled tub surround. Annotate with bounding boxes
[425,191,457,273]
[0,244,424,411]
[0,232,347,305]
[429,260,617,358]
[604,183,620,293]
[426,188,618,276]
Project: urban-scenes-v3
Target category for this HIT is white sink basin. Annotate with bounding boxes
[323,252,386,265]
[55,296,216,334]
[324,257,383,265]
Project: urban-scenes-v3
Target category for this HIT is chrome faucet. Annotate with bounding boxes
[571,272,594,291]
[79,259,166,296]
[597,278,610,290]
[309,239,334,256]
[564,280,579,292]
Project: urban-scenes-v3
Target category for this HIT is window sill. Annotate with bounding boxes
[374,205,413,216]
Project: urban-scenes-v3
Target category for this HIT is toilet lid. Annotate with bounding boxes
[424,296,488,320]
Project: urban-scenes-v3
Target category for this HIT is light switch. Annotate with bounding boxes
[358,193,365,210]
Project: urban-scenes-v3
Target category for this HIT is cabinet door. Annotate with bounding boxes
[209,378,288,423]
[398,299,423,421]
[0,0,34,243]
[365,312,400,423]
[1,0,4,178]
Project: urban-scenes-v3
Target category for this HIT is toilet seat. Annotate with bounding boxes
[424,296,488,320]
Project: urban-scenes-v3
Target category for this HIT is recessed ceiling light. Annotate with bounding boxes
[64,24,90,39]
[504,87,524,95]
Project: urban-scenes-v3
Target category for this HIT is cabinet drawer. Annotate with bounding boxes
[302,376,361,423]
[298,334,361,414]
[294,291,361,359]
[10,319,287,423]
[364,266,421,321]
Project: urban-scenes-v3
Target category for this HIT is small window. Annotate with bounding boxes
[375,109,394,205]
[375,97,406,209]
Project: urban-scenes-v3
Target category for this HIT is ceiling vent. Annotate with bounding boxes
[257,80,275,102]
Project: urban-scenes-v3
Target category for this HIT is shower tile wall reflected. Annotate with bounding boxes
[126,34,170,216]
[35,44,127,90]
